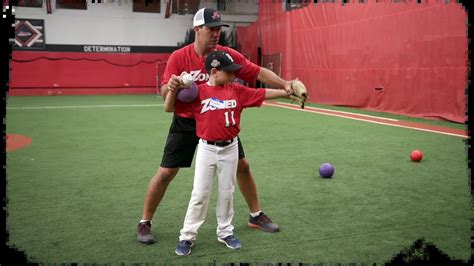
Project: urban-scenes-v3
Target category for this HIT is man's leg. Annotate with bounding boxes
[142,167,179,220]
[236,158,259,212]
[236,158,280,233]
[137,166,179,244]
[138,117,199,244]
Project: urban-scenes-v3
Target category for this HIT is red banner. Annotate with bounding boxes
[249,1,467,123]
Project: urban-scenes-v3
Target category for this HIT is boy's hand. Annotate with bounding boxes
[167,75,182,92]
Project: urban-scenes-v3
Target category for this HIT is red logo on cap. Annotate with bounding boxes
[212,12,220,20]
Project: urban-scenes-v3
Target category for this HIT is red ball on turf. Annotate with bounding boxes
[410,150,423,162]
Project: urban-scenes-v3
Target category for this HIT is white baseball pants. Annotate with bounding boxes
[179,137,239,241]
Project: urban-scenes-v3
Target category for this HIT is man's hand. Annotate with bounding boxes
[283,80,294,95]
[289,80,308,109]
[180,72,193,87]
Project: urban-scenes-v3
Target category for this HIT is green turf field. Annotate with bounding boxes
[5,95,471,263]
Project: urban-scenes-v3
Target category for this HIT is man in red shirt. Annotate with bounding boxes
[164,50,291,256]
[137,7,296,244]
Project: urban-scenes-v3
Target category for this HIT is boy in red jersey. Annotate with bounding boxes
[138,7,298,244]
[164,50,291,256]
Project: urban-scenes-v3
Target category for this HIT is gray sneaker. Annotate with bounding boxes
[248,212,280,233]
[137,221,156,244]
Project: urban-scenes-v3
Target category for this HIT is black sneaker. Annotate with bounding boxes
[137,221,156,244]
[248,212,280,233]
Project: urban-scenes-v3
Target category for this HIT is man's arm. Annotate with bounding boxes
[225,47,293,94]
[257,67,294,95]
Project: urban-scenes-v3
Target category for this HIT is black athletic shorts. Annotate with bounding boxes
[160,115,246,168]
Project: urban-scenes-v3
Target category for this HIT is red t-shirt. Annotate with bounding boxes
[193,83,265,141]
[160,44,260,118]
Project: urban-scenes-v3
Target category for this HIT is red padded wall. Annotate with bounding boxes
[10,51,170,96]
[254,0,467,122]
[236,23,260,87]
[236,23,259,66]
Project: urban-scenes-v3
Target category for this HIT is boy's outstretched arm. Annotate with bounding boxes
[264,89,291,100]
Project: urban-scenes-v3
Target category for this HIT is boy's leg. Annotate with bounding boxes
[215,141,238,239]
[179,141,216,241]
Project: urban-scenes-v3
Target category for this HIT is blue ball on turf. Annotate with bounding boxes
[319,163,335,178]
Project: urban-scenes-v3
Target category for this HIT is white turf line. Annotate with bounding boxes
[8,102,466,139]
[7,104,164,110]
[276,102,399,122]
[264,102,467,139]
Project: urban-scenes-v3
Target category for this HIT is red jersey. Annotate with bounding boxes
[160,44,260,118]
[193,83,265,141]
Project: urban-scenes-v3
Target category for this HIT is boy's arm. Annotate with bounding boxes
[164,89,177,112]
[264,88,291,100]
[161,75,181,101]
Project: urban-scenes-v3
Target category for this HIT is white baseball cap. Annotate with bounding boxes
[193,7,230,28]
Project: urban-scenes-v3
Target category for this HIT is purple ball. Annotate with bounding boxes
[176,82,198,103]
[319,163,335,178]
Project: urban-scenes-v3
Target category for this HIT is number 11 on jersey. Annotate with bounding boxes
[224,111,236,127]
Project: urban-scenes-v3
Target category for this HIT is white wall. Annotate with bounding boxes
[15,0,258,46]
